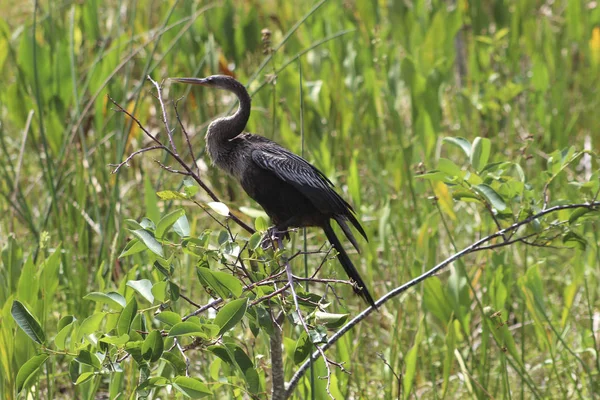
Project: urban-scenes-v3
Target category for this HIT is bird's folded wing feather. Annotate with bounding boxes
[251,147,349,214]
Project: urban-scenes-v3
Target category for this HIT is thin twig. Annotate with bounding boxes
[109,146,165,173]
[148,76,179,156]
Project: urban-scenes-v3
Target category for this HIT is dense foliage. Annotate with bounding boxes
[1,0,600,399]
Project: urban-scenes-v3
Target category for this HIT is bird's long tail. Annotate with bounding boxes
[322,222,376,308]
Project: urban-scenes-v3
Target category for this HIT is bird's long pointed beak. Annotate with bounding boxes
[169,77,209,86]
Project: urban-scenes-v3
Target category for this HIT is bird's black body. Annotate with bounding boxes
[172,75,376,307]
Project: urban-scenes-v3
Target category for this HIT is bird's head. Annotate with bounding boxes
[170,75,242,91]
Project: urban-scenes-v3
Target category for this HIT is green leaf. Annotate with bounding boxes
[74,372,95,385]
[55,320,76,350]
[214,298,248,335]
[172,376,212,398]
[155,209,185,239]
[152,281,168,303]
[563,231,587,250]
[83,291,126,309]
[473,184,507,211]
[127,279,154,303]
[162,351,187,374]
[254,216,268,232]
[470,137,491,171]
[142,330,164,362]
[11,300,45,344]
[183,177,199,196]
[75,350,102,369]
[77,313,105,340]
[99,334,130,345]
[207,201,230,216]
[57,315,75,332]
[568,207,598,224]
[293,332,312,364]
[248,232,262,250]
[130,229,164,258]
[437,158,463,178]
[16,354,48,393]
[117,298,138,336]
[155,311,182,326]
[168,322,208,338]
[119,239,147,258]
[314,312,349,329]
[443,137,471,158]
[197,267,243,299]
[173,214,191,237]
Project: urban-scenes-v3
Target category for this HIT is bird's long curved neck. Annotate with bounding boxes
[206,81,251,158]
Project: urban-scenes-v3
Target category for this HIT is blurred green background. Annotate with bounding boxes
[1,0,600,398]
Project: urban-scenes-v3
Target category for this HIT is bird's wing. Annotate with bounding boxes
[250,146,349,215]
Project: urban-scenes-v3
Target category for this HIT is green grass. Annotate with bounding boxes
[1,0,600,399]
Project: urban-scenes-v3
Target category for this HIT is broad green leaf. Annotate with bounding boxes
[254,216,268,232]
[314,312,349,329]
[473,184,507,211]
[55,321,76,350]
[99,334,130,345]
[155,209,185,239]
[172,376,212,398]
[119,239,147,258]
[152,281,168,303]
[470,137,491,171]
[162,351,187,375]
[11,300,45,344]
[155,311,182,326]
[442,137,471,157]
[130,229,164,258]
[127,279,154,303]
[214,298,248,335]
[248,232,262,250]
[437,158,463,178]
[173,214,190,237]
[142,330,164,362]
[293,332,311,364]
[75,349,101,369]
[197,267,243,299]
[207,201,229,216]
[183,177,199,196]
[78,312,105,340]
[117,298,138,336]
[16,354,48,393]
[75,372,95,385]
[168,322,208,338]
[83,291,126,309]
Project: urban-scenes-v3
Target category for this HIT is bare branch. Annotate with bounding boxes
[148,76,179,156]
[284,200,600,398]
[109,146,165,173]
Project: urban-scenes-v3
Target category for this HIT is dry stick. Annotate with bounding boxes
[284,201,600,398]
[270,310,286,400]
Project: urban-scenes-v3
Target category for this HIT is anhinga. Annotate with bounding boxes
[171,75,376,308]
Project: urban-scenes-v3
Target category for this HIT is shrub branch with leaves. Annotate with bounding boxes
[10,77,600,399]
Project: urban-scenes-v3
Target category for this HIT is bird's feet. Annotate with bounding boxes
[260,227,291,250]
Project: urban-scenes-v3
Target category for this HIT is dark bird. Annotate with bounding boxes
[171,75,376,308]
